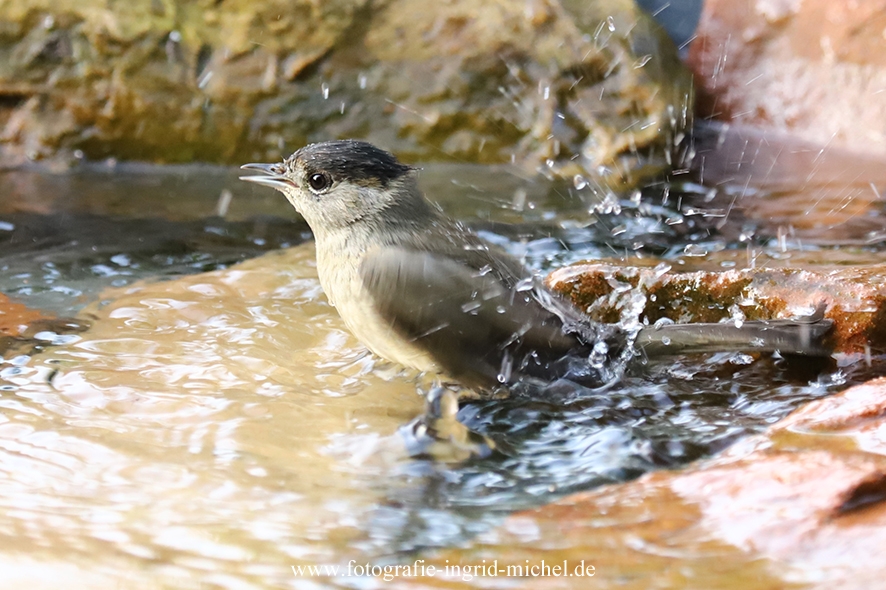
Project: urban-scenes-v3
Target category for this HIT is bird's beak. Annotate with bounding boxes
[239,163,294,190]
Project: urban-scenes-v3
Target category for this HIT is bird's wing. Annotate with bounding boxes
[358,245,582,388]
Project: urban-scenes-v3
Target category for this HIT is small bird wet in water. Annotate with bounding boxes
[241,140,833,397]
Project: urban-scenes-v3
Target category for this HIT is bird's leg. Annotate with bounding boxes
[398,382,495,461]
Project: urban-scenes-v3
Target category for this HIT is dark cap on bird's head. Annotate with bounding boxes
[293,140,414,187]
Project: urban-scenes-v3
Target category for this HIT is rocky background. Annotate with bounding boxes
[689,0,886,158]
[0,0,692,188]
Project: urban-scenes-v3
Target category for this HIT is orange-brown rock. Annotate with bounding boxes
[547,263,886,354]
[423,377,886,589]
[0,293,86,355]
[0,292,49,337]
[687,0,886,157]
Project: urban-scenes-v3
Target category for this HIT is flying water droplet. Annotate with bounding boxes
[512,188,527,212]
[461,301,482,313]
[573,174,587,190]
[632,55,652,69]
[497,352,513,383]
[594,192,621,215]
[653,317,674,329]
[321,82,330,99]
[728,304,746,328]
[515,277,535,292]
[651,262,671,281]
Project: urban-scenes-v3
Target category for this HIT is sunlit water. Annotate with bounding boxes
[1,146,885,588]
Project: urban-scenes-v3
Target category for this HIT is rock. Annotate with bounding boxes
[425,377,886,589]
[684,121,886,244]
[546,262,886,354]
[0,0,692,188]
[0,292,85,356]
[0,292,51,338]
[687,0,886,157]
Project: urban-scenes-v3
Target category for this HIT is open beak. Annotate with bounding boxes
[239,163,294,190]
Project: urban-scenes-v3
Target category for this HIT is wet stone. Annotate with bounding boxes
[547,262,886,355]
[427,376,886,589]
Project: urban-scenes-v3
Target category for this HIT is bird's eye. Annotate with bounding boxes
[307,172,332,192]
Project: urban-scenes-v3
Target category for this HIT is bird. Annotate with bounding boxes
[240,140,833,397]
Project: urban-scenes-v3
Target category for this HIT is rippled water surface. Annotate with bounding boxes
[1,137,886,588]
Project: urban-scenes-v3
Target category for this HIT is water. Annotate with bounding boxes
[1,137,885,588]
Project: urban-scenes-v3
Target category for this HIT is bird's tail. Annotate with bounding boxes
[634,305,834,357]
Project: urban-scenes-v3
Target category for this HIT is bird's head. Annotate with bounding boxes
[240,140,421,233]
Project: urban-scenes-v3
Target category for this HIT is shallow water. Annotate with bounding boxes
[1,138,886,588]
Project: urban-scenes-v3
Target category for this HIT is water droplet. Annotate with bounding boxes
[515,277,535,292]
[573,174,587,190]
[461,301,482,313]
[683,244,708,257]
[593,192,621,215]
[606,16,615,31]
[632,54,652,69]
[651,262,671,280]
[728,304,746,328]
[653,317,674,329]
[197,70,214,89]
[661,336,671,346]
[497,353,513,383]
[512,188,527,212]
[358,74,367,89]
[321,82,330,99]
[730,353,754,365]
[110,254,131,267]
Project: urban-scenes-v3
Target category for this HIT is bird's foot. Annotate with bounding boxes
[399,386,495,461]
